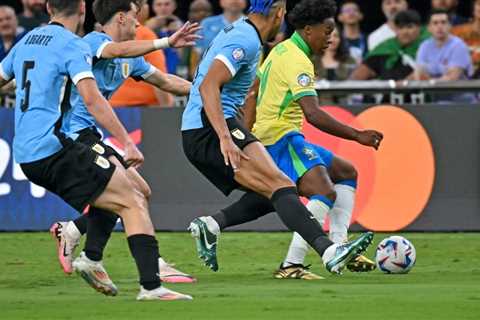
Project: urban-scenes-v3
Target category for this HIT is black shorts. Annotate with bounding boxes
[76,128,129,169]
[182,113,258,196]
[21,141,115,212]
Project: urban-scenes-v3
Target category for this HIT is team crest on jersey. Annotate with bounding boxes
[95,155,110,170]
[302,147,318,161]
[232,48,245,61]
[92,143,105,155]
[122,63,130,78]
[297,73,312,87]
[231,128,246,140]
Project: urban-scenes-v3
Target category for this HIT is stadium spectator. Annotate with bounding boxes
[416,9,475,103]
[147,0,183,75]
[452,0,480,77]
[337,0,367,64]
[179,0,213,80]
[431,0,468,26]
[368,0,408,51]
[196,0,247,54]
[188,0,213,23]
[314,26,356,81]
[351,10,428,81]
[314,25,356,104]
[110,0,173,107]
[17,0,48,32]
[0,6,27,61]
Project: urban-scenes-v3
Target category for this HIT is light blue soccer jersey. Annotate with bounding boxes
[0,23,94,164]
[181,18,262,131]
[63,31,155,136]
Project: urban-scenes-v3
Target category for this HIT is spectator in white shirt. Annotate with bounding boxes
[368,0,408,51]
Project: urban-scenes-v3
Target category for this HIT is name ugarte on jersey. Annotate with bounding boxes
[24,34,54,47]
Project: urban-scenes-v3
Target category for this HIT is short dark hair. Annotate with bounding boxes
[394,9,421,27]
[93,0,141,25]
[428,8,450,23]
[47,0,82,17]
[288,0,337,29]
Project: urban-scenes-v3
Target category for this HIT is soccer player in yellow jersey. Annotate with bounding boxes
[243,0,384,279]
[186,0,378,276]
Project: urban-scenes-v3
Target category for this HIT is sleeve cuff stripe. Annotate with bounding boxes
[215,54,237,77]
[72,71,95,85]
[96,41,112,59]
[293,91,317,101]
[141,65,157,79]
[0,64,12,81]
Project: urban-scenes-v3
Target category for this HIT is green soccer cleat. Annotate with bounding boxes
[188,217,219,271]
[324,231,374,274]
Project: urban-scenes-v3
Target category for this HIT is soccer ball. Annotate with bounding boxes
[375,236,416,274]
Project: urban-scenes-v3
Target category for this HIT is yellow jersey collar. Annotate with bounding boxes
[290,31,312,57]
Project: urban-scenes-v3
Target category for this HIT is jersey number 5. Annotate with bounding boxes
[21,61,35,112]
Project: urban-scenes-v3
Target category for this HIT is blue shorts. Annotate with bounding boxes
[266,132,334,183]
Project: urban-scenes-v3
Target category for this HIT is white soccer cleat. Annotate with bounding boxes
[50,221,81,274]
[136,286,193,301]
[159,258,197,283]
[73,251,118,296]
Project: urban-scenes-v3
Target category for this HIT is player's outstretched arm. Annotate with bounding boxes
[143,69,191,96]
[100,21,201,59]
[243,78,260,131]
[76,78,144,167]
[299,96,383,150]
[199,60,249,170]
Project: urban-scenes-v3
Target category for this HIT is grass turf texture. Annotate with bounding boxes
[0,232,479,319]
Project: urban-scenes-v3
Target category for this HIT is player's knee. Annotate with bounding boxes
[139,183,152,200]
[300,182,336,202]
[336,162,358,182]
[269,171,295,192]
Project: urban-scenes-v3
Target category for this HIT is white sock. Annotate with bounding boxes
[328,184,355,244]
[65,221,82,240]
[202,216,220,235]
[282,199,330,267]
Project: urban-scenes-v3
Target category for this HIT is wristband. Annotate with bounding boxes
[153,37,170,49]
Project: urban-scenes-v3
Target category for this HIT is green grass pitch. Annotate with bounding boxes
[0,232,479,319]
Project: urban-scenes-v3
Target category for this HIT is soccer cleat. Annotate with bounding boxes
[347,255,376,272]
[159,259,197,283]
[73,252,118,296]
[137,286,193,301]
[50,221,80,274]
[188,217,219,271]
[324,231,374,274]
[273,264,325,280]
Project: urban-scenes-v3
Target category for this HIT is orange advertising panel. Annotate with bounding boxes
[302,105,435,232]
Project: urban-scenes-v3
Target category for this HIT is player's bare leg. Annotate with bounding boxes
[192,142,372,274]
[74,162,191,300]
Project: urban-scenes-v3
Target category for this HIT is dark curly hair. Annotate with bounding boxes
[288,0,337,29]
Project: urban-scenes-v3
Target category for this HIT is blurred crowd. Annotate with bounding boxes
[1,0,480,106]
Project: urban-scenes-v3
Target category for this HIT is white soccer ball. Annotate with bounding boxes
[375,236,416,274]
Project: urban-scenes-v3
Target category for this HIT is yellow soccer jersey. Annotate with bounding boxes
[252,32,317,146]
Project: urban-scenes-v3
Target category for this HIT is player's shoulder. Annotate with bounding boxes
[201,14,223,26]
[228,19,261,50]
[83,31,110,43]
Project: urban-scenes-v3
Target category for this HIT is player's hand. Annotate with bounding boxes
[355,130,384,150]
[220,137,250,172]
[124,141,144,169]
[168,21,202,48]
